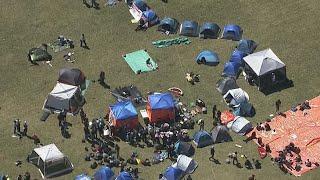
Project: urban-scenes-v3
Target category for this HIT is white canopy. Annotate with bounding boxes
[223,88,249,107]
[243,48,285,76]
[172,155,198,174]
[34,144,64,162]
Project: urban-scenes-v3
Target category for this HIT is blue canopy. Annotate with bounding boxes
[222,24,243,41]
[75,174,91,180]
[158,17,179,33]
[196,50,219,66]
[133,0,148,11]
[149,93,175,110]
[222,62,241,77]
[94,166,114,180]
[199,22,221,39]
[110,101,138,120]
[229,50,246,66]
[193,130,213,148]
[163,166,183,180]
[116,171,133,180]
[237,39,257,54]
[180,20,199,37]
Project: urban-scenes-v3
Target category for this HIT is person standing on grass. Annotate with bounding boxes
[23,121,28,136]
[212,105,217,120]
[80,34,87,48]
[276,99,281,114]
[216,110,222,125]
[199,119,204,130]
[231,152,239,165]
[16,119,21,135]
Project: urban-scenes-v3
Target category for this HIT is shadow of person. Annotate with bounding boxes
[100,82,111,89]
[253,159,262,169]
[245,159,254,169]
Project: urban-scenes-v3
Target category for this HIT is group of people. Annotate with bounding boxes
[12,119,28,138]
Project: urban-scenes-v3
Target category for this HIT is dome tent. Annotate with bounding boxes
[195,50,219,66]
[174,141,195,157]
[146,93,175,123]
[158,17,179,34]
[221,24,243,41]
[109,101,139,129]
[229,50,246,66]
[237,39,257,55]
[75,174,91,180]
[193,130,213,148]
[94,166,114,180]
[211,125,232,144]
[199,22,221,39]
[222,62,241,77]
[163,166,183,180]
[216,77,239,95]
[58,68,86,86]
[179,20,199,37]
[115,171,133,180]
[141,10,159,27]
[227,116,253,135]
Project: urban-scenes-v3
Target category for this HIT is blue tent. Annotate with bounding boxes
[237,39,257,54]
[199,22,221,39]
[179,20,199,37]
[174,141,195,157]
[75,174,91,180]
[163,166,183,180]
[94,166,114,180]
[132,0,148,11]
[116,171,133,180]
[222,62,241,77]
[193,130,213,148]
[195,50,219,66]
[221,24,243,41]
[229,50,246,66]
[110,101,138,120]
[158,17,179,34]
[148,93,175,110]
[142,10,159,26]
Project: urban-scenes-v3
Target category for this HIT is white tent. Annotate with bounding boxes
[243,49,285,76]
[43,82,85,115]
[172,155,198,174]
[29,144,73,178]
[227,116,253,136]
[223,88,249,107]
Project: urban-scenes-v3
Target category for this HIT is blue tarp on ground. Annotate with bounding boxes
[221,24,243,41]
[115,171,133,180]
[222,62,241,77]
[94,166,114,180]
[75,174,91,180]
[110,101,138,120]
[149,93,175,110]
[163,166,183,180]
[229,50,246,66]
[193,130,213,148]
[195,50,219,66]
[237,39,257,54]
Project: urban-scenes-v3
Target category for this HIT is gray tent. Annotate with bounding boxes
[216,77,239,95]
[58,68,86,86]
[211,125,232,144]
[227,116,253,136]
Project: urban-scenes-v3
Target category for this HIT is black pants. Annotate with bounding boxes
[80,40,87,47]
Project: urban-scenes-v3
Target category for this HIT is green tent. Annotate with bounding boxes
[123,50,158,74]
[28,48,52,64]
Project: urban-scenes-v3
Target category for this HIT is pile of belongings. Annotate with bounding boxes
[152,37,191,48]
[27,46,52,65]
[111,85,146,106]
[185,72,200,85]
[48,35,74,52]
[106,0,118,6]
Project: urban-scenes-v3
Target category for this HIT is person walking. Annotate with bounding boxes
[23,121,28,136]
[276,99,281,114]
[210,146,215,160]
[80,34,87,48]
[198,119,204,130]
[216,110,222,125]
[212,105,217,120]
[115,144,120,158]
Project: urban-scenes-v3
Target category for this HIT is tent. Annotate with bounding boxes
[28,47,52,64]
[227,116,253,135]
[216,77,239,95]
[146,93,175,123]
[28,144,73,178]
[58,68,86,86]
[109,101,139,129]
[199,22,221,39]
[221,24,243,41]
[195,50,219,66]
[43,82,86,115]
[211,125,232,143]
[141,10,159,27]
[129,0,149,21]
[193,131,213,148]
[222,62,241,77]
[123,50,158,74]
[94,166,115,180]
[223,88,249,108]
[75,174,91,180]
[163,166,183,180]
[179,20,199,37]
[174,141,195,157]
[237,39,257,55]
[172,155,198,174]
[158,17,179,34]
[243,49,287,91]
[229,50,246,66]
[115,171,133,180]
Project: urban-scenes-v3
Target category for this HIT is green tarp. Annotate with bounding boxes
[123,50,158,74]
[152,37,191,48]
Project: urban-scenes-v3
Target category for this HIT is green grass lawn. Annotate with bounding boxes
[0,0,320,179]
